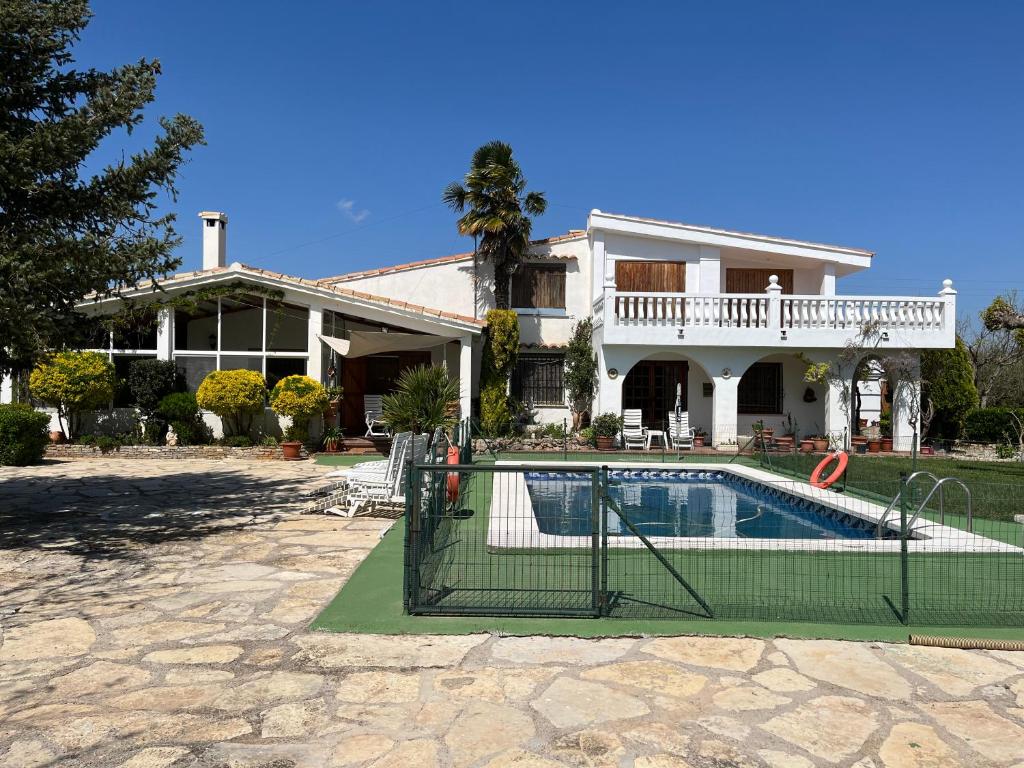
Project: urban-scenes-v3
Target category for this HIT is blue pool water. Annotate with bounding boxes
[525,470,893,540]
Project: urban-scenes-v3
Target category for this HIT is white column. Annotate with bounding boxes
[824,375,851,449]
[892,354,921,453]
[155,308,173,361]
[0,374,13,404]
[306,305,323,383]
[820,264,836,295]
[591,232,606,303]
[939,278,956,344]
[710,374,739,448]
[458,336,473,419]
[595,345,623,418]
[698,246,721,293]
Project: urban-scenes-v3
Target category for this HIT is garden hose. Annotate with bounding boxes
[909,635,1024,652]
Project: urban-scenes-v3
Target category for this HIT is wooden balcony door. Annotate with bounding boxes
[615,261,686,292]
[725,268,794,294]
[622,361,688,429]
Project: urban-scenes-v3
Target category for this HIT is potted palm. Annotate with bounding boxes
[381,364,460,435]
[590,412,622,451]
[321,425,343,453]
[269,375,330,460]
[693,427,707,448]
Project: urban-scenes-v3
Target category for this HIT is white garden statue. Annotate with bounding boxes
[165,424,178,446]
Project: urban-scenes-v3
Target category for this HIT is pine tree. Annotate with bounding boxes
[0,0,205,374]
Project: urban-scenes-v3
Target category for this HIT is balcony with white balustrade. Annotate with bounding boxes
[595,275,956,349]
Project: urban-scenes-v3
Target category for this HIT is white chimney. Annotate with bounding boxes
[198,211,228,270]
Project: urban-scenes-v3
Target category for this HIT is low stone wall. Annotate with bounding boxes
[45,444,294,461]
[472,437,592,454]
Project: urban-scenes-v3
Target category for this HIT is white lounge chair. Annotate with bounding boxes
[324,432,411,483]
[364,394,390,438]
[667,410,695,450]
[346,433,430,517]
[621,409,647,450]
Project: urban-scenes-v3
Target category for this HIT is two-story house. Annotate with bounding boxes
[2,209,956,449]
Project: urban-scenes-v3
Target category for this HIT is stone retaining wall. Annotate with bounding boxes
[45,444,295,460]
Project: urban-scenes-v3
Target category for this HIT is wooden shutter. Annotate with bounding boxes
[725,268,793,294]
[615,261,686,292]
[512,264,565,308]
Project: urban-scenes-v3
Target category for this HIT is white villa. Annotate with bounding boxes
[2,209,956,449]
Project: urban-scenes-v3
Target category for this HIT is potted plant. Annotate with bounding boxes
[799,438,815,453]
[321,425,343,453]
[590,412,622,451]
[49,429,65,444]
[323,385,344,420]
[867,438,882,453]
[693,427,707,448]
[269,375,330,460]
[807,434,828,452]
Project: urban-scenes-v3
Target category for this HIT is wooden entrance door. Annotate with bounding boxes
[622,361,688,429]
[339,351,432,434]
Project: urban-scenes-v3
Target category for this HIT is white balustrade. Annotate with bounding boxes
[611,292,948,335]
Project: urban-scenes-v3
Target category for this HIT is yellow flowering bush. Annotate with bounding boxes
[269,375,328,442]
[29,351,115,439]
[196,369,267,437]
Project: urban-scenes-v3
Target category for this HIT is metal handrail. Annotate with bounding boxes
[876,471,941,536]
[908,477,973,533]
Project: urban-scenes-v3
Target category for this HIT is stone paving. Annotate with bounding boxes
[2,458,1024,768]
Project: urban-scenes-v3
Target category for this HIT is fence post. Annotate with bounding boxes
[403,463,420,613]
[563,417,568,462]
[899,471,910,625]
[590,468,601,616]
[600,465,609,613]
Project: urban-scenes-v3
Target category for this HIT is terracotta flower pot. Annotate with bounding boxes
[867,440,881,453]
[281,441,304,460]
[49,430,65,444]
[595,436,615,451]
[921,446,935,455]
[812,438,828,452]
[693,436,705,448]
[881,438,893,452]
[799,440,814,453]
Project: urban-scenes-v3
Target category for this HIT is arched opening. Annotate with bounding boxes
[735,353,826,446]
[620,353,714,435]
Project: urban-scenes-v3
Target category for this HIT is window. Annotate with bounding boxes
[738,363,783,414]
[511,264,565,310]
[511,354,565,406]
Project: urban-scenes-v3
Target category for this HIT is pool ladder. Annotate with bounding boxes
[875,471,973,536]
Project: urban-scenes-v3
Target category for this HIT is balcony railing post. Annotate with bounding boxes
[939,278,956,335]
[766,274,783,328]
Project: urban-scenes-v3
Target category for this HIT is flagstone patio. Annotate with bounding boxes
[1,458,1023,767]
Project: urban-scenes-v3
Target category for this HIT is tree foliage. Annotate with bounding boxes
[443,141,547,308]
[269,375,328,442]
[127,359,181,416]
[920,337,979,439]
[157,392,206,446]
[478,310,520,436]
[564,318,597,430]
[962,293,1024,408]
[0,0,205,374]
[381,365,460,435]
[196,369,267,437]
[28,350,115,439]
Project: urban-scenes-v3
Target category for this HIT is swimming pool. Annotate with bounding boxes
[525,469,897,540]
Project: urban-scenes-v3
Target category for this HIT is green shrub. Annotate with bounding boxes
[479,309,519,437]
[996,442,1018,459]
[0,404,50,466]
[921,338,979,439]
[564,318,597,430]
[965,407,1024,443]
[28,351,115,439]
[269,375,329,443]
[196,369,267,437]
[590,412,622,438]
[157,392,207,446]
[127,359,182,442]
[220,435,253,448]
[382,365,459,434]
[540,421,567,439]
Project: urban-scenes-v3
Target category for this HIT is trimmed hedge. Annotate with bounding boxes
[0,404,50,466]
[964,407,1024,443]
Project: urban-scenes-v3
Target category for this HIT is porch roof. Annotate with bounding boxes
[83,262,484,334]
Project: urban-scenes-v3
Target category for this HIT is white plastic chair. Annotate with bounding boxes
[346,433,430,516]
[621,409,647,450]
[364,394,390,438]
[666,411,695,450]
[325,432,411,484]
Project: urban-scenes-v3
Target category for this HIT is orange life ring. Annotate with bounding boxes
[810,451,848,489]
[446,446,460,502]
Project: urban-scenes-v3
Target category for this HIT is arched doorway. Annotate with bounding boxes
[622,360,688,428]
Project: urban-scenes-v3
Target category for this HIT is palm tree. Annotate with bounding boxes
[443,141,547,309]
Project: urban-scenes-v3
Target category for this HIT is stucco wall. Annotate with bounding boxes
[332,258,486,320]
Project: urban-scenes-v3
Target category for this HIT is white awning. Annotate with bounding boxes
[318,332,457,359]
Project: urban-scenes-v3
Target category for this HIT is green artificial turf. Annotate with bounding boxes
[314,453,381,467]
[311,516,1024,642]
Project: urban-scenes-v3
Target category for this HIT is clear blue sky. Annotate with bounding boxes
[79,1,1023,320]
